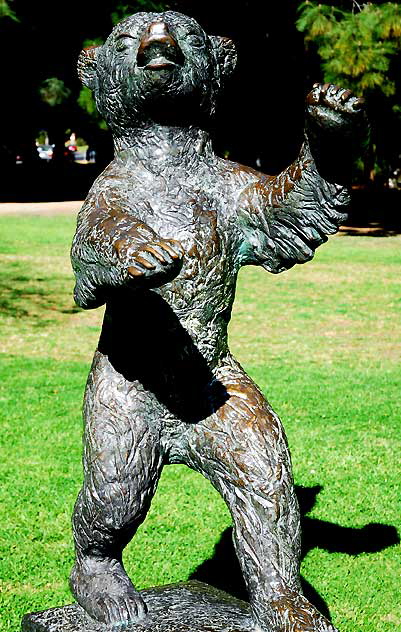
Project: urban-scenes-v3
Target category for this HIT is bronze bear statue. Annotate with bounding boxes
[70,10,366,632]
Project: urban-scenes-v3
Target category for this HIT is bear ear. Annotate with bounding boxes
[210,36,237,80]
[77,46,100,90]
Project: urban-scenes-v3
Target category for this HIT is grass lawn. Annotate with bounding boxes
[0,214,400,632]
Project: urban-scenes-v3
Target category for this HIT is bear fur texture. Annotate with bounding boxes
[70,10,366,632]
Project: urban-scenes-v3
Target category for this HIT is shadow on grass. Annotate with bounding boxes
[0,280,48,319]
[0,277,80,320]
[189,485,400,620]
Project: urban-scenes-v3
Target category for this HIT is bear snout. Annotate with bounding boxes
[137,21,184,70]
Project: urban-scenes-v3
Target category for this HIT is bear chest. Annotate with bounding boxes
[124,171,235,270]
[124,173,238,315]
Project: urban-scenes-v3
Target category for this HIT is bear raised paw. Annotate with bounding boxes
[70,10,366,632]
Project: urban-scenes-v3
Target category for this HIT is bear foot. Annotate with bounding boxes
[253,590,338,632]
[70,557,147,626]
[269,591,338,632]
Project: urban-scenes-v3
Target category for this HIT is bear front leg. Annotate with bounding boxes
[70,353,164,625]
[236,85,367,276]
[71,204,185,309]
[305,82,367,184]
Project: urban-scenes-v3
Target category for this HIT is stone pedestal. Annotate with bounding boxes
[21,580,256,632]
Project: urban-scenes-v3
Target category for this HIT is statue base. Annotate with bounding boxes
[21,580,255,632]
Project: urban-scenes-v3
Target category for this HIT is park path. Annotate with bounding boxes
[0,201,83,215]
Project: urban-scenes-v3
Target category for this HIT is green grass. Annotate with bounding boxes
[0,215,400,631]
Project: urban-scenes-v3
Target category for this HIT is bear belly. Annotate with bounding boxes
[154,207,238,366]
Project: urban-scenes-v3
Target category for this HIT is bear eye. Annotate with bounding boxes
[186,33,205,48]
[115,34,135,52]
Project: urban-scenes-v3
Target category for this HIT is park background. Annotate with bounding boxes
[0,1,400,631]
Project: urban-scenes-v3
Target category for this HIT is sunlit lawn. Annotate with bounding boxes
[0,214,400,632]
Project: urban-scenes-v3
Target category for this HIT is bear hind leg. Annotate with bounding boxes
[185,374,338,632]
[70,396,163,626]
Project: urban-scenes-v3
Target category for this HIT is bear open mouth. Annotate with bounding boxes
[137,41,184,71]
[144,57,177,70]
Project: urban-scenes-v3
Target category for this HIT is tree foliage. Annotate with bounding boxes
[297,2,401,181]
[296,1,401,98]
[0,0,18,21]
[39,77,72,107]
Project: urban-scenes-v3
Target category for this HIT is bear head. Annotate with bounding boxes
[78,11,237,143]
